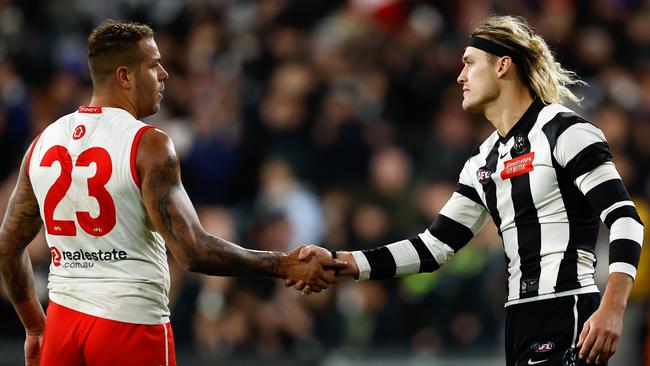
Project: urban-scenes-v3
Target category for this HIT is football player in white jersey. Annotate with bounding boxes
[0,20,347,366]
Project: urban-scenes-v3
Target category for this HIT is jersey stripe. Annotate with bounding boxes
[555,122,607,166]
[564,142,611,180]
[609,239,642,268]
[510,123,541,299]
[130,125,154,188]
[584,179,630,212]
[409,236,439,272]
[428,214,473,251]
[603,205,642,228]
[387,240,421,276]
[481,139,502,233]
[574,162,620,193]
[26,133,43,174]
[609,263,637,279]
[457,183,484,207]
[364,247,397,279]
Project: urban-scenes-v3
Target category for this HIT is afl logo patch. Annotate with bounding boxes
[476,168,492,185]
[73,125,86,140]
[531,341,555,353]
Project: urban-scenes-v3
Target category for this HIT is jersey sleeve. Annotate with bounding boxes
[351,160,490,281]
[554,122,643,280]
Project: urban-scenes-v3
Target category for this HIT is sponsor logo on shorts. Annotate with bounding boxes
[50,245,128,269]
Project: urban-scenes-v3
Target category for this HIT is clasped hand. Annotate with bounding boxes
[284,245,340,294]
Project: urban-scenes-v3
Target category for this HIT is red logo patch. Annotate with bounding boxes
[73,125,86,140]
[500,152,535,180]
[50,246,62,267]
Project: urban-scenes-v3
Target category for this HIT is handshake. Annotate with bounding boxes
[281,245,359,295]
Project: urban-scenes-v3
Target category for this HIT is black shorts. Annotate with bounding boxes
[505,293,602,366]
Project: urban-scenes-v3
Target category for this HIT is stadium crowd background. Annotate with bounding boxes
[0,0,648,365]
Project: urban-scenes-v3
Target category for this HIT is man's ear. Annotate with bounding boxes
[115,66,133,90]
[496,56,513,78]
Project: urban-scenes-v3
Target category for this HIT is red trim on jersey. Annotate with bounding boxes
[78,106,103,114]
[25,133,42,174]
[130,126,154,188]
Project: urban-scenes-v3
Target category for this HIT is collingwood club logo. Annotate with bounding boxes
[513,134,527,153]
[50,245,128,269]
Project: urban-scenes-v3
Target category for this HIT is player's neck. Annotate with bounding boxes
[88,93,138,119]
[484,86,534,138]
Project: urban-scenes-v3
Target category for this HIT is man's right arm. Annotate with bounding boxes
[137,128,346,287]
[308,187,489,280]
[289,174,490,292]
[0,147,46,344]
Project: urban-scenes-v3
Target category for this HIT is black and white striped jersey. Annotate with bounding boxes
[351,98,644,306]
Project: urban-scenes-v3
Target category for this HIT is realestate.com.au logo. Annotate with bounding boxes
[50,246,128,269]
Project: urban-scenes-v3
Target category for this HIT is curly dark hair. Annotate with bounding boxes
[87,19,154,86]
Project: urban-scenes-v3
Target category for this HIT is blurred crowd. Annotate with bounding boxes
[0,0,649,364]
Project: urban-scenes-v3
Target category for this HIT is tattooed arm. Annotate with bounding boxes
[137,128,347,290]
[0,147,46,364]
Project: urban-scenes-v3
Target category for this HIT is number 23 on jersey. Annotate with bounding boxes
[40,145,116,237]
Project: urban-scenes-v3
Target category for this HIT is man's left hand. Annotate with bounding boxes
[577,303,624,364]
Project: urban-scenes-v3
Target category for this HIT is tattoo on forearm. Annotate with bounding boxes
[157,188,177,242]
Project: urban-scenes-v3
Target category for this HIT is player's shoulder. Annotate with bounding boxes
[137,127,178,166]
[139,126,172,148]
[136,126,180,186]
[40,110,77,134]
[472,130,500,159]
[537,103,598,144]
[537,103,591,129]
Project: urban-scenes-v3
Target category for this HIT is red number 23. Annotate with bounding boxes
[40,146,116,236]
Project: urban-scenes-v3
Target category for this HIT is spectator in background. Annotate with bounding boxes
[257,157,325,249]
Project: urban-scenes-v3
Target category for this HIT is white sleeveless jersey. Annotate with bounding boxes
[28,106,170,325]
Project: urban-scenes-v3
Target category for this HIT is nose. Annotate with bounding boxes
[159,64,169,81]
[457,67,466,85]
